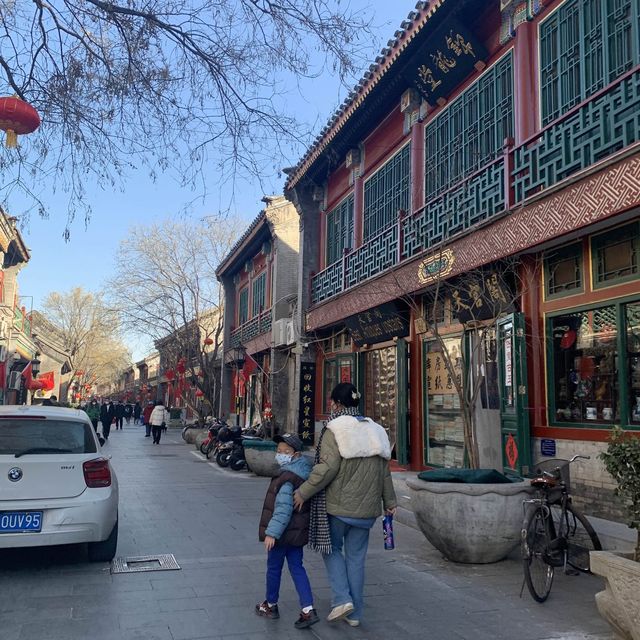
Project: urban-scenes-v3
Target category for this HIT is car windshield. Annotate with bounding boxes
[0,419,97,455]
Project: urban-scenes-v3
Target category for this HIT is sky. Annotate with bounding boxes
[11,1,410,358]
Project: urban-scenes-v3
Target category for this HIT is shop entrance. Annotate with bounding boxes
[497,313,531,475]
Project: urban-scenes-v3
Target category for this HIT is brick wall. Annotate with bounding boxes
[532,437,627,522]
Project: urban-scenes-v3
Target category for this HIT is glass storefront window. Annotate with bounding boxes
[322,355,354,414]
[425,336,464,467]
[551,306,618,424]
[627,302,640,424]
[363,347,397,454]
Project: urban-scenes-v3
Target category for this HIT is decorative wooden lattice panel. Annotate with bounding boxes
[345,225,399,290]
[311,261,343,304]
[326,195,354,266]
[513,68,640,202]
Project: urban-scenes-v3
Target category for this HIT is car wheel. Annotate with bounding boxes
[88,519,118,563]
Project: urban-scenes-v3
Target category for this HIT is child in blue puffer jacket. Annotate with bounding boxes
[256,433,318,629]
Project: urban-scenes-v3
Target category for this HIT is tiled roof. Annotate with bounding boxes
[285,0,446,190]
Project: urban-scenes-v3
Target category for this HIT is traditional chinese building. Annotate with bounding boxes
[286,0,640,521]
[217,196,300,433]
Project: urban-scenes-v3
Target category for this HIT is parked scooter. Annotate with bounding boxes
[215,425,262,471]
[199,417,227,458]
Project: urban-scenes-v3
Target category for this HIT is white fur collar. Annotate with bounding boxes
[326,415,392,460]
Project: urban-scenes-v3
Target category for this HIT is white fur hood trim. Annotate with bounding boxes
[326,415,392,461]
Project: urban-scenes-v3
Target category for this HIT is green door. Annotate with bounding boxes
[497,313,531,476]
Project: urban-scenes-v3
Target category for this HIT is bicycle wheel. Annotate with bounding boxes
[549,504,602,572]
[522,506,555,602]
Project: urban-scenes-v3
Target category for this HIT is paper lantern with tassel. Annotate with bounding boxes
[0,96,40,148]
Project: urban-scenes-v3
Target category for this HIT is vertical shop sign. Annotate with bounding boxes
[504,333,512,387]
[298,363,316,445]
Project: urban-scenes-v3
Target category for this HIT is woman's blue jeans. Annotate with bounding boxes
[323,515,371,620]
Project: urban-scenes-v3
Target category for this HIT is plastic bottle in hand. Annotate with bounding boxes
[383,514,395,550]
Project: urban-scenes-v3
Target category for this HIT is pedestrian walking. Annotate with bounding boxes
[149,400,169,444]
[100,399,116,441]
[124,403,133,425]
[142,401,154,437]
[115,400,125,430]
[133,401,142,424]
[84,398,101,433]
[293,383,397,628]
[256,433,318,630]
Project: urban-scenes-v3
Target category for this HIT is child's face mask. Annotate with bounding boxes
[275,453,293,466]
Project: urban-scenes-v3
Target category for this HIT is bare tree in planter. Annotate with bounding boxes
[108,217,237,422]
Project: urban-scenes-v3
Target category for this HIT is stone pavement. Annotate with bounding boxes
[0,423,612,640]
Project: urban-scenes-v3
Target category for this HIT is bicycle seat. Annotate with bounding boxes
[530,476,558,488]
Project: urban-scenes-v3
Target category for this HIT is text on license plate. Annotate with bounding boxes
[0,511,43,532]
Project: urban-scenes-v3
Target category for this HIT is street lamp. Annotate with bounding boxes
[31,356,41,377]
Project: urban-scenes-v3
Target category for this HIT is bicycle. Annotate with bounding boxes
[521,455,602,603]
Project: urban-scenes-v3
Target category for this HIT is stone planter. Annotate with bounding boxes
[406,477,534,564]
[244,440,278,477]
[182,427,206,446]
[591,550,640,640]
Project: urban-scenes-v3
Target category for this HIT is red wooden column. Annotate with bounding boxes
[353,170,364,248]
[520,255,545,430]
[411,118,425,213]
[409,306,424,470]
[514,20,538,144]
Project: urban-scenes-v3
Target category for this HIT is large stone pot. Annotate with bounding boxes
[182,427,207,446]
[591,550,640,640]
[244,440,278,477]
[406,477,534,563]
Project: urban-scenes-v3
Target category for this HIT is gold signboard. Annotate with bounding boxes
[417,249,455,285]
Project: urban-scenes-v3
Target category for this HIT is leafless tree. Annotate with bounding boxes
[41,287,131,397]
[107,217,237,419]
[0,1,373,230]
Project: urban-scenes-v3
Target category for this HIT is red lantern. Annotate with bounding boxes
[0,97,40,148]
[195,389,204,398]
[203,337,214,346]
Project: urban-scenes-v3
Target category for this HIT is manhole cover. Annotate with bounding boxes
[111,554,181,574]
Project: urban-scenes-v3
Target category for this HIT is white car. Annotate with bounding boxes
[0,405,119,561]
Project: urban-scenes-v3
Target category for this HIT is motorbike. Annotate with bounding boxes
[215,425,262,471]
[199,417,227,458]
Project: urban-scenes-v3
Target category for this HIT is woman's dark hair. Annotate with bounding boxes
[330,382,360,408]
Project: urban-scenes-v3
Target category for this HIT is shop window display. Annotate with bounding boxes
[322,355,353,414]
[627,302,640,424]
[425,336,464,467]
[551,306,618,424]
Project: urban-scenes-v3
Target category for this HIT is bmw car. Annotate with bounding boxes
[0,405,119,561]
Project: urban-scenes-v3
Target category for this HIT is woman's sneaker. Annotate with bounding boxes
[344,617,360,627]
[255,601,280,619]
[294,609,319,629]
[327,602,354,622]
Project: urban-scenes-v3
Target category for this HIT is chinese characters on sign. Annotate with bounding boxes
[425,347,462,396]
[450,269,515,323]
[402,20,488,104]
[344,302,410,347]
[298,362,316,445]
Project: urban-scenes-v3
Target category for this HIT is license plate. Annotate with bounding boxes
[0,511,43,533]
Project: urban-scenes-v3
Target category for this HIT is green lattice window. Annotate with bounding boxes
[425,53,513,202]
[544,242,584,298]
[251,272,267,317]
[363,144,411,240]
[326,195,354,265]
[540,0,640,125]
[591,221,640,288]
[238,287,249,325]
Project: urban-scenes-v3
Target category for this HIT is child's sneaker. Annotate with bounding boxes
[255,601,280,619]
[294,609,319,629]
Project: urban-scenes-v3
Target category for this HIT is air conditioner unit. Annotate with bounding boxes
[8,371,22,390]
[285,320,296,346]
[272,318,289,348]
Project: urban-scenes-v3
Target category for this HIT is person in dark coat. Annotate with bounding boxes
[100,399,116,440]
[115,400,125,430]
[124,403,133,424]
[255,433,317,629]
[133,402,142,424]
[142,401,155,437]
